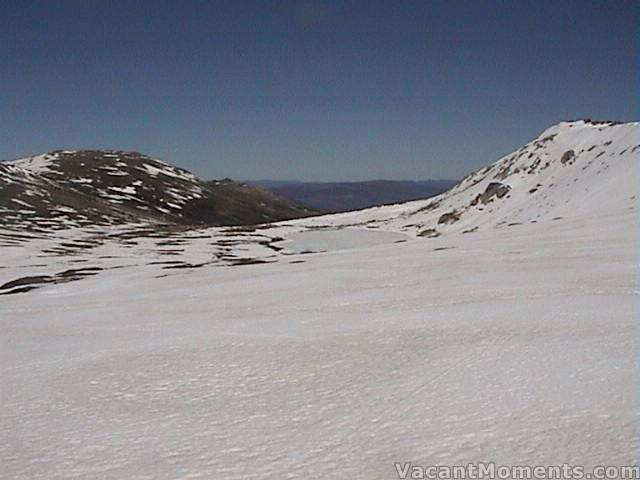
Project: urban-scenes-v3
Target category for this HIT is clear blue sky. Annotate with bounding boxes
[0,0,637,181]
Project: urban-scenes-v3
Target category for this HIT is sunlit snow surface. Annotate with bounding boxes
[279,228,409,253]
[1,121,638,479]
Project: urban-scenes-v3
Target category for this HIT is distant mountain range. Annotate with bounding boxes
[245,179,458,213]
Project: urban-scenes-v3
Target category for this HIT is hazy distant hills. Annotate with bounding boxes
[246,179,458,213]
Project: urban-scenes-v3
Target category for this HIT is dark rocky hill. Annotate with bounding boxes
[0,150,315,231]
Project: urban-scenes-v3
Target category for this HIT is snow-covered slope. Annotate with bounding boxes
[292,120,638,236]
[1,120,637,293]
[0,120,638,479]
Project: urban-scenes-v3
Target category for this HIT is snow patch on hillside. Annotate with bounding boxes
[8,152,62,173]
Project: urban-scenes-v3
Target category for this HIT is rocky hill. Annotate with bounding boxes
[0,150,315,231]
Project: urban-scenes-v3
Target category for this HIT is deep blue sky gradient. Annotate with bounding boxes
[0,0,637,180]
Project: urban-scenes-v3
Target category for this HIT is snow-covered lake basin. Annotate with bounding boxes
[279,228,409,253]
